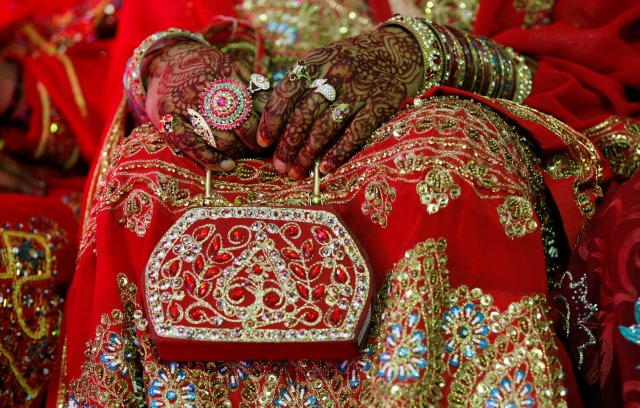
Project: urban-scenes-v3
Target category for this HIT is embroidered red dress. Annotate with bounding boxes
[48,0,640,407]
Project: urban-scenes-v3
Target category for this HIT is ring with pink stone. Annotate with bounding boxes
[200,78,252,131]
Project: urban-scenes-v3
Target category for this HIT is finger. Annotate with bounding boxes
[257,64,313,147]
[287,100,363,180]
[167,116,238,171]
[319,105,387,174]
[273,90,331,174]
[251,87,270,115]
[232,108,263,153]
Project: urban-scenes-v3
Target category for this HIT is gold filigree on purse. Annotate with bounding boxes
[142,167,374,361]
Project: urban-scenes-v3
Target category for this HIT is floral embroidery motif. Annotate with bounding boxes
[361,178,396,226]
[274,381,321,407]
[495,99,603,222]
[417,168,461,214]
[147,361,197,407]
[441,303,489,368]
[378,316,428,381]
[484,369,535,407]
[497,196,538,238]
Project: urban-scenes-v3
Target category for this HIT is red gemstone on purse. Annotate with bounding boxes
[311,285,325,301]
[263,291,280,308]
[184,274,196,294]
[303,241,314,260]
[335,268,348,284]
[329,307,342,326]
[195,226,211,240]
[309,264,322,279]
[195,257,205,273]
[229,287,245,301]
[143,207,374,361]
[203,266,219,280]
[169,261,180,277]
[296,283,309,299]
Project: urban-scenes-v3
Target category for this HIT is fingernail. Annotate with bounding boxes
[319,160,333,174]
[273,158,289,174]
[288,166,304,180]
[257,131,272,147]
[220,159,235,172]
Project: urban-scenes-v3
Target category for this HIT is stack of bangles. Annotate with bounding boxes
[379,15,532,104]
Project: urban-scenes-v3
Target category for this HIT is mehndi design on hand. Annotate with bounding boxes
[257,26,423,179]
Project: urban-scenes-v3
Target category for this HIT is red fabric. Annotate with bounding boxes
[52,96,575,406]
[476,0,640,131]
[560,171,640,407]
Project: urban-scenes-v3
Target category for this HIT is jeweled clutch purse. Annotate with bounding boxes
[143,172,374,361]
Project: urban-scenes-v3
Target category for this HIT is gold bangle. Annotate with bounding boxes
[123,28,210,121]
[509,49,533,104]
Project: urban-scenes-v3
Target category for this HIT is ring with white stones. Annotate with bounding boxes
[200,78,252,131]
[248,74,270,94]
[187,108,219,149]
[330,103,350,123]
[310,79,336,102]
[287,61,311,82]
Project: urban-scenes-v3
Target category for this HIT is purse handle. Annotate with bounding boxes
[203,162,324,206]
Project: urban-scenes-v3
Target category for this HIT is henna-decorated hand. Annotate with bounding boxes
[257,26,423,179]
[145,42,270,171]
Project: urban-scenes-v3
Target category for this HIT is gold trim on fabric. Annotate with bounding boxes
[80,97,127,242]
[22,24,88,117]
[34,82,51,159]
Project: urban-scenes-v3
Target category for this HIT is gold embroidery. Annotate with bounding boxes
[80,98,128,255]
[66,273,144,407]
[417,168,462,214]
[34,82,52,159]
[125,238,569,406]
[497,195,538,238]
[237,0,373,80]
[495,99,603,221]
[22,23,89,116]
[417,0,480,32]
[361,177,397,226]
[582,116,640,179]
[514,0,555,29]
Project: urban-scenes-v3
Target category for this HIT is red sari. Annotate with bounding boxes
[48,0,640,407]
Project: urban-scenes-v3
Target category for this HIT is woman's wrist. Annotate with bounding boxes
[379,15,533,103]
[123,29,211,122]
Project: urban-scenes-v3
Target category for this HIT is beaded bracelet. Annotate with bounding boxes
[123,28,211,122]
[511,50,533,104]
[379,15,446,94]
